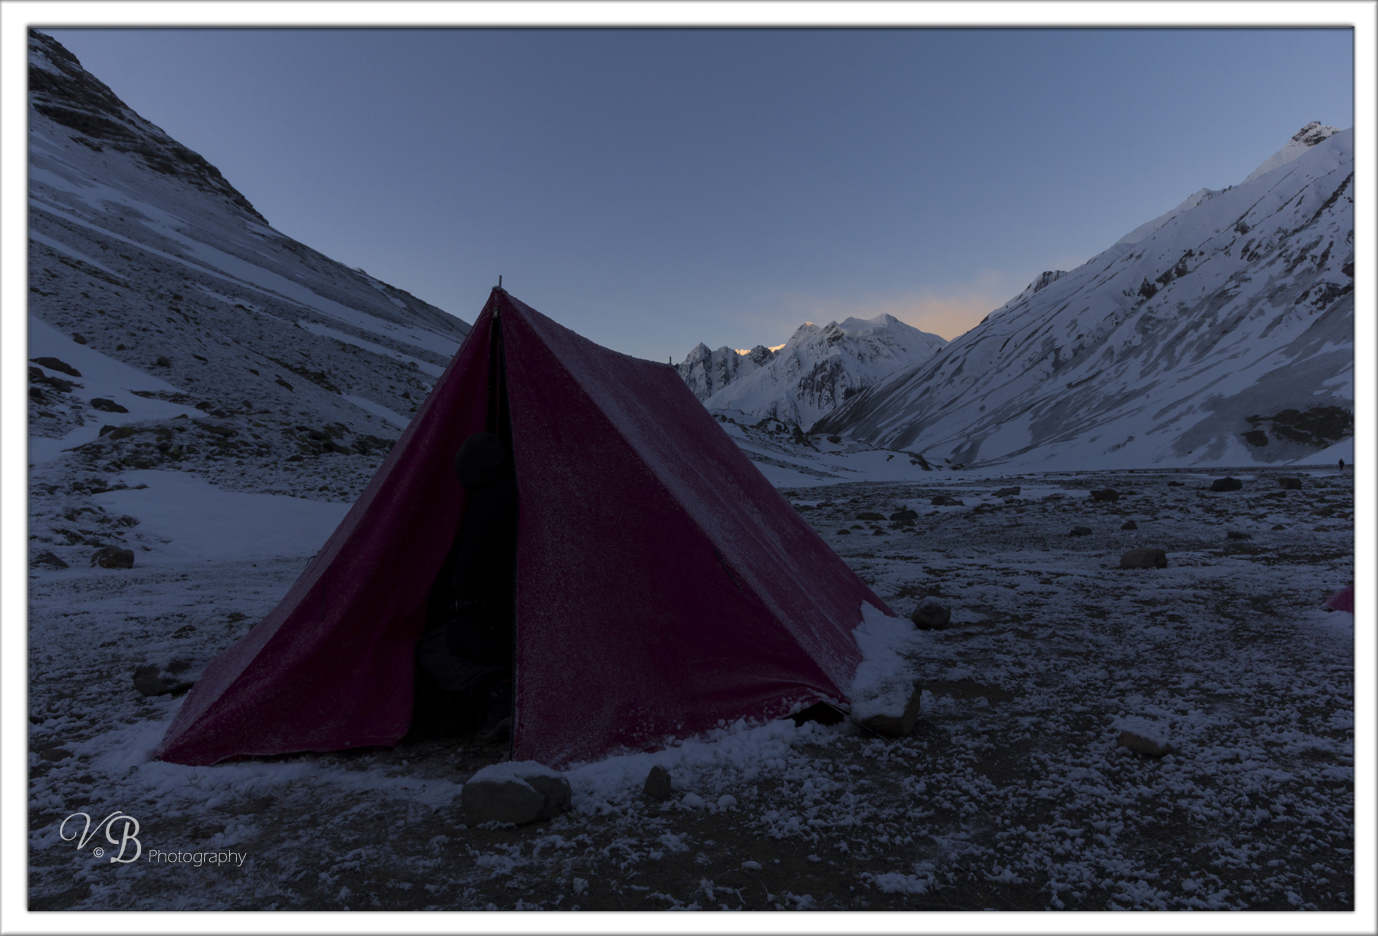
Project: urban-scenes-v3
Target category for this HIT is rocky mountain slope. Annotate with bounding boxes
[27,29,471,568]
[816,123,1354,470]
[678,314,947,429]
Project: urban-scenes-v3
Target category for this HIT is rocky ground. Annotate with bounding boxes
[27,468,1353,911]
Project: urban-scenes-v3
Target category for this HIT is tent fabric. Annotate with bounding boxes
[1325,584,1354,613]
[156,290,893,768]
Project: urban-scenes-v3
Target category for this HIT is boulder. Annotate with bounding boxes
[1119,547,1167,569]
[1210,477,1243,492]
[33,550,69,569]
[889,509,918,523]
[155,356,170,367]
[857,511,886,521]
[1090,489,1120,502]
[91,546,134,569]
[994,486,1021,498]
[1069,526,1092,537]
[1118,729,1172,758]
[1279,477,1303,490]
[31,356,82,377]
[644,765,673,801]
[859,680,923,738]
[910,596,951,630]
[1120,520,1138,531]
[460,761,572,826]
[1227,531,1252,541]
[930,495,964,506]
[90,398,129,414]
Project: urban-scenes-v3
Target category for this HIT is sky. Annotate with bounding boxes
[40,25,1356,363]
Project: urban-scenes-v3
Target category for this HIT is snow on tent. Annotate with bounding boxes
[156,289,898,767]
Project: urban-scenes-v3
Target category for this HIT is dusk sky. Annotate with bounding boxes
[45,26,1355,362]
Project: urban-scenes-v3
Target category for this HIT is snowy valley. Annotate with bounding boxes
[23,30,1354,914]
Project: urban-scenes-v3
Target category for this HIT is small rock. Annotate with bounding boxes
[31,356,82,377]
[1167,480,1184,487]
[1279,477,1303,490]
[132,664,194,697]
[1227,531,1252,541]
[460,762,572,826]
[33,551,69,569]
[1069,526,1092,537]
[155,356,170,367]
[857,511,885,521]
[1120,520,1138,531]
[1119,547,1167,569]
[1090,489,1120,502]
[40,748,73,762]
[910,596,951,630]
[859,679,924,738]
[90,398,129,414]
[72,333,88,345]
[994,486,1020,497]
[889,509,918,523]
[1271,523,1286,531]
[644,765,673,801]
[930,495,964,506]
[837,529,850,535]
[91,546,134,569]
[1210,477,1243,492]
[1118,729,1172,758]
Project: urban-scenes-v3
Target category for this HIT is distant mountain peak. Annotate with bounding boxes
[1244,120,1342,184]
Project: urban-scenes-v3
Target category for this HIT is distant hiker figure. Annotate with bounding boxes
[1339,458,1345,471]
[414,432,518,742]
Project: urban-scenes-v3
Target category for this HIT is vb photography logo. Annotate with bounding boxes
[59,809,248,867]
[60,810,142,863]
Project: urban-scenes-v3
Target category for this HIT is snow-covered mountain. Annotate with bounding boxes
[816,122,1354,470]
[678,314,947,429]
[27,29,471,565]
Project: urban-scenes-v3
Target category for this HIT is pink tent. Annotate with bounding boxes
[1325,585,1354,613]
[156,290,893,767]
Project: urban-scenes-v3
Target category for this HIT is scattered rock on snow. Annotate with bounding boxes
[155,356,170,367]
[1120,520,1138,531]
[910,596,952,630]
[994,486,1021,497]
[1069,526,1092,537]
[1090,489,1121,502]
[644,765,673,801]
[857,511,885,521]
[91,546,134,569]
[1279,477,1303,490]
[1120,547,1167,569]
[1227,531,1253,541]
[31,356,81,377]
[1118,729,1173,758]
[1210,477,1243,492]
[90,397,129,413]
[33,551,69,569]
[889,509,918,523]
[460,761,572,826]
[931,495,964,506]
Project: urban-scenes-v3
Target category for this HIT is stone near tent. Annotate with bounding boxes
[910,596,951,631]
[889,509,918,523]
[860,680,924,738]
[1120,520,1138,531]
[994,486,1021,498]
[460,761,572,826]
[1210,477,1243,492]
[1227,531,1252,541]
[33,550,69,569]
[1090,489,1120,502]
[857,511,885,521]
[90,398,129,413]
[132,664,194,697]
[91,546,134,569]
[1118,729,1173,758]
[1069,526,1092,537]
[1120,548,1167,569]
[1279,477,1303,490]
[644,765,673,802]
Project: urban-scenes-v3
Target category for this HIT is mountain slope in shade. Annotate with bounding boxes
[679,314,947,429]
[816,123,1354,470]
[27,29,470,508]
